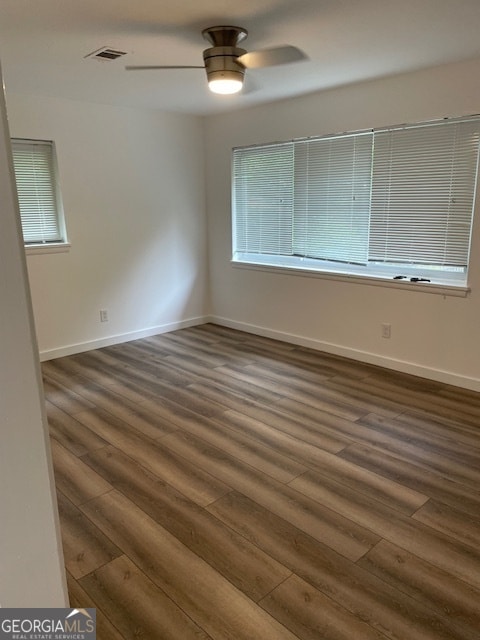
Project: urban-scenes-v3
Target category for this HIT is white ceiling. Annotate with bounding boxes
[1,0,480,116]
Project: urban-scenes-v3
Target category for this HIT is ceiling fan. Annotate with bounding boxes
[126,25,306,95]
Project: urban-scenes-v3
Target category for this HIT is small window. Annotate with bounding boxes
[232,116,480,288]
[11,138,67,246]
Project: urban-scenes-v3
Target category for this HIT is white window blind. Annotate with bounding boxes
[370,120,480,267]
[232,115,480,286]
[11,139,65,244]
[293,133,373,265]
[233,143,293,256]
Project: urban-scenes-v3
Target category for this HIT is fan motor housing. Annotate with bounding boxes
[202,46,247,85]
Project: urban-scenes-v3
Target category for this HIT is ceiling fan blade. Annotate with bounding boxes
[237,45,306,70]
[125,65,204,71]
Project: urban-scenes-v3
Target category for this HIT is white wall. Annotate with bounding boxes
[205,57,480,390]
[6,93,208,359]
[0,77,67,605]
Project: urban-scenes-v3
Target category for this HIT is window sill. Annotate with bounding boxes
[231,260,470,298]
[25,242,71,256]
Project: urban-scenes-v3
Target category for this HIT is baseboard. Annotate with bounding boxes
[211,315,480,392]
[39,316,209,362]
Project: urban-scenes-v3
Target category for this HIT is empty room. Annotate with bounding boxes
[1,1,480,639]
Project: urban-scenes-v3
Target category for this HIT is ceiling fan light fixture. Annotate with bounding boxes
[208,73,243,94]
[203,44,246,96]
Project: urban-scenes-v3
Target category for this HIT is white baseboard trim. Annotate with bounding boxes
[39,316,209,362]
[211,315,480,393]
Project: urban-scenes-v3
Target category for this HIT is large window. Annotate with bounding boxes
[11,138,67,246]
[232,116,480,287]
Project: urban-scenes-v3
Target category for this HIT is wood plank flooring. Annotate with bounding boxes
[42,323,480,640]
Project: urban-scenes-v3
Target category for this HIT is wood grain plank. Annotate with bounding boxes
[117,335,172,358]
[66,571,125,640]
[289,470,480,590]
[278,399,480,489]
[80,490,299,640]
[282,345,378,379]
[46,400,108,457]
[214,420,426,517]
[170,324,225,345]
[324,378,409,418]
[68,377,141,412]
[74,408,231,507]
[268,436,428,515]
[66,379,179,440]
[42,359,85,384]
[259,574,388,640]
[339,444,480,516]
[44,352,126,388]
[153,406,308,484]
[360,367,443,394]
[412,499,480,549]
[358,413,480,470]
[276,396,368,429]
[392,410,480,450]
[117,403,179,439]
[149,332,239,370]
[189,383,353,452]
[43,375,96,414]
[160,430,380,561]
[436,382,480,409]
[87,352,223,418]
[208,491,468,640]
[57,490,122,579]
[351,415,480,490]
[359,373,480,425]
[157,330,257,366]
[243,361,331,390]
[210,365,286,404]
[50,439,113,505]
[103,342,199,387]
[80,555,214,640]
[184,323,246,344]
[215,363,308,398]
[164,353,263,391]
[358,539,480,640]
[138,379,229,418]
[137,389,229,425]
[195,325,302,355]
[338,442,480,519]
[243,357,335,386]
[70,349,136,385]
[186,380,278,414]
[220,409,348,464]
[217,366,366,420]
[83,445,291,601]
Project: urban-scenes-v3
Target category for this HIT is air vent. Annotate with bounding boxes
[85,47,128,62]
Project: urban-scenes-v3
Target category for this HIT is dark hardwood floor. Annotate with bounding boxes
[42,323,480,640]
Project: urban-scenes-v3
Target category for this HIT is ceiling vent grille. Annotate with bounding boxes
[85,47,127,62]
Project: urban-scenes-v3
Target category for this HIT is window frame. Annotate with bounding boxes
[11,137,69,252]
[231,115,480,294]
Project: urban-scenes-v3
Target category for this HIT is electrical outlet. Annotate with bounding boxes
[100,309,108,323]
[381,323,391,339]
